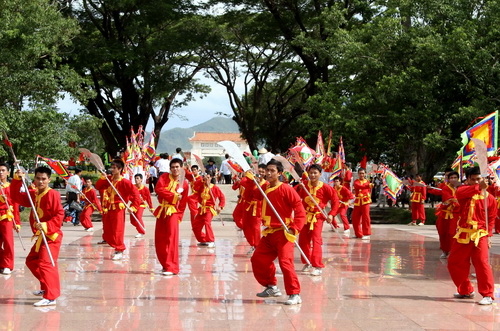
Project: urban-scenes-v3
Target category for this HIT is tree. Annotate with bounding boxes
[64,0,211,156]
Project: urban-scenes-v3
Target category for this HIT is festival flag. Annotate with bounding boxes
[290,145,315,167]
[461,111,498,159]
[381,166,404,202]
[314,130,325,165]
[328,156,343,183]
[326,130,333,155]
[37,155,72,180]
[338,136,345,165]
[143,132,156,162]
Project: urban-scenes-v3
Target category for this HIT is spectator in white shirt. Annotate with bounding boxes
[219,154,232,184]
[257,148,275,165]
[155,153,170,176]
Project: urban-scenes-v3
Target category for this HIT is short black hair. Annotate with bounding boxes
[225,154,229,159]
[0,162,9,170]
[170,158,183,168]
[444,167,453,173]
[74,168,82,174]
[465,166,481,178]
[35,166,51,178]
[134,173,143,179]
[308,164,322,173]
[447,171,459,179]
[258,163,266,169]
[333,176,342,182]
[358,167,366,173]
[191,165,199,170]
[84,177,93,182]
[176,147,181,153]
[266,159,283,173]
[111,159,125,170]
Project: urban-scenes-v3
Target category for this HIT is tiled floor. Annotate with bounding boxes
[1,186,500,330]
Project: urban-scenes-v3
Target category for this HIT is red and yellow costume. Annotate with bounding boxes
[95,175,141,252]
[185,171,202,227]
[243,174,266,247]
[79,185,102,230]
[334,185,354,230]
[232,177,252,229]
[428,183,459,253]
[448,185,496,299]
[11,178,64,301]
[0,182,20,271]
[296,180,339,268]
[154,173,189,274]
[351,178,372,238]
[343,169,352,189]
[410,180,427,222]
[131,185,153,235]
[250,182,306,295]
[192,180,225,243]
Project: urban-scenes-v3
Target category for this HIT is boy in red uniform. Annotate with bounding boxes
[131,173,153,238]
[333,176,354,237]
[242,164,267,255]
[251,159,306,305]
[408,174,427,226]
[11,167,64,307]
[296,164,339,276]
[427,171,460,258]
[343,162,353,189]
[231,173,250,229]
[352,168,373,239]
[186,165,202,226]
[154,159,189,276]
[447,166,496,305]
[192,171,225,247]
[0,163,21,275]
[79,177,102,232]
[95,159,141,260]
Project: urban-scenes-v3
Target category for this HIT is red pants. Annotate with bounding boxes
[335,204,351,230]
[155,212,183,274]
[448,237,495,298]
[251,231,300,295]
[0,220,14,270]
[80,206,94,229]
[232,202,244,229]
[102,208,126,251]
[192,211,215,243]
[26,234,62,300]
[299,219,325,268]
[411,202,426,221]
[351,204,371,238]
[187,194,198,226]
[130,207,146,234]
[243,213,261,247]
[435,215,458,253]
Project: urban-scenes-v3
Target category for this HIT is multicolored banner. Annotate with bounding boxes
[461,111,498,158]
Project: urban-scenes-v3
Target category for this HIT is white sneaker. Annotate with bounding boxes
[361,236,371,240]
[343,229,350,238]
[284,294,302,305]
[408,222,417,226]
[256,285,282,297]
[418,222,425,226]
[310,268,322,276]
[439,252,448,259]
[34,298,56,307]
[86,227,94,232]
[135,233,144,238]
[2,268,12,275]
[301,264,312,272]
[112,252,123,260]
[162,271,175,276]
[478,296,493,305]
[206,242,215,248]
[247,247,256,255]
[33,290,45,296]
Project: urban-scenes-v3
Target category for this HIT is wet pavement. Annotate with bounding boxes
[2,185,500,330]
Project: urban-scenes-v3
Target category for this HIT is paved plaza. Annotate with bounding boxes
[1,185,500,330]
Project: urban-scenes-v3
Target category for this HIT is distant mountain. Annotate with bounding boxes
[156,117,239,154]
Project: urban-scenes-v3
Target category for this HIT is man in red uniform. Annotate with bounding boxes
[251,159,306,305]
[448,166,496,305]
[11,167,64,307]
[408,174,427,226]
[79,177,102,232]
[186,165,202,226]
[333,176,354,238]
[427,171,460,258]
[352,168,373,239]
[231,173,250,230]
[343,162,353,190]
[95,159,141,260]
[154,158,189,276]
[242,164,267,255]
[0,163,20,275]
[131,173,153,238]
[192,171,225,247]
[296,164,339,276]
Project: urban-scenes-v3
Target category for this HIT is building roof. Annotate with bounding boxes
[189,132,246,143]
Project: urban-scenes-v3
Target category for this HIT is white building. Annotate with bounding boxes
[189,132,250,159]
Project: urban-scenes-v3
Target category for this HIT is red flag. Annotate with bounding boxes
[360,155,367,169]
[38,155,72,180]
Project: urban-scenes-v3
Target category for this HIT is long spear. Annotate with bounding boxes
[218,141,311,265]
[2,132,54,266]
[79,148,146,233]
[0,185,26,250]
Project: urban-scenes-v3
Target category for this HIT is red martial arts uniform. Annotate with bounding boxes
[243,175,267,247]
[185,171,202,226]
[0,182,20,271]
[351,178,372,238]
[131,185,153,235]
[296,181,339,268]
[428,183,459,253]
[488,184,500,234]
[79,185,102,230]
[232,177,252,229]
[343,170,352,190]
[154,173,189,274]
[250,182,306,295]
[448,185,497,299]
[95,175,141,252]
[335,185,354,230]
[11,179,64,301]
[192,181,225,243]
[410,180,426,223]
